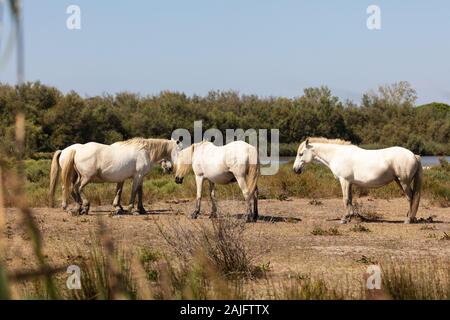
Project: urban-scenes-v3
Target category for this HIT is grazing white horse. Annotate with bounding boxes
[293,138,422,224]
[174,140,260,222]
[50,144,173,211]
[61,138,181,215]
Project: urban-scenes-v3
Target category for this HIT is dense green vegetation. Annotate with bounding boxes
[0,81,449,160]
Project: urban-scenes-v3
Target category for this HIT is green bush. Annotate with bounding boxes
[0,82,449,158]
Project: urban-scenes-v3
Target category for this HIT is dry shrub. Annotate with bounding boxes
[311,226,341,236]
[156,216,257,279]
[353,201,383,222]
[350,224,371,233]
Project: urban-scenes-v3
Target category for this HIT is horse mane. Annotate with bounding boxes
[175,144,195,177]
[307,137,352,145]
[118,137,174,161]
[298,137,352,152]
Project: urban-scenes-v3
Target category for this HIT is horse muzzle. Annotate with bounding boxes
[294,167,302,174]
[175,177,184,184]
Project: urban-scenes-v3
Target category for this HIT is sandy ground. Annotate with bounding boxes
[3,197,450,287]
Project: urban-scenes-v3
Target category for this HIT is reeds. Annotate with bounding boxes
[380,259,450,300]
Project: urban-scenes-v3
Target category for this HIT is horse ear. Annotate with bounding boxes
[305,138,310,146]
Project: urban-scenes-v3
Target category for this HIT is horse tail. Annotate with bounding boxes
[246,147,260,197]
[49,150,62,207]
[61,149,77,206]
[411,155,423,220]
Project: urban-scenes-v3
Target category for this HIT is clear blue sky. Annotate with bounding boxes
[1,0,449,105]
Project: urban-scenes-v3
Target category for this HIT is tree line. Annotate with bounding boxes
[0,81,449,160]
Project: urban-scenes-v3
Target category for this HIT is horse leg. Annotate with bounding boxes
[62,171,79,210]
[71,188,81,205]
[61,183,68,211]
[253,187,259,221]
[71,172,81,204]
[136,184,147,215]
[340,178,354,224]
[68,178,82,214]
[235,175,254,222]
[76,177,91,216]
[208,181,218,218]
[111,182,125,215]
[127,176,142,214]
[191,176,204,219]
[396,178,414,224]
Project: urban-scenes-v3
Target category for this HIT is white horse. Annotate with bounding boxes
[49,143,83,209]
[174,140,260,222]
[293,138,422,224]
[50,144,173,211]
[61,138,181,215]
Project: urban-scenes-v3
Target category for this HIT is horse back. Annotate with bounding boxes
[75,143,146,182]
[384,146,419,178]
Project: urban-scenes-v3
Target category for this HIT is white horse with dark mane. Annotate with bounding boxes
[293,138,422,224]
[174,140,260,222]
[60,138,181,215]
[49,143,172,211]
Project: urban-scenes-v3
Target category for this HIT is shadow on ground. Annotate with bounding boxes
[235,213,302,223]
[327,215,445,224]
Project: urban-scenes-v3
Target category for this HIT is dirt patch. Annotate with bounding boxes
[4,197,450,284]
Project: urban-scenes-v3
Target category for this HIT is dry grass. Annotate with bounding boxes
[350,224,371,233]
[155,216,259,279]
[353,201,384,222]
[311,226,342,236]
[380,259,450,300]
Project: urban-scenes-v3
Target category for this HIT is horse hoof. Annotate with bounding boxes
[70,209,81,216]
[404,217,416,224]
[209,213,218,219]
[191,212,199,219]
[111,208,125,216]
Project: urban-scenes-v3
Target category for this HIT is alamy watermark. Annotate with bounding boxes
[366,265,382,290]
[171,120,280,175]
[367,5,381,30]
[66,5,81,30]
[66,265,81,290]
